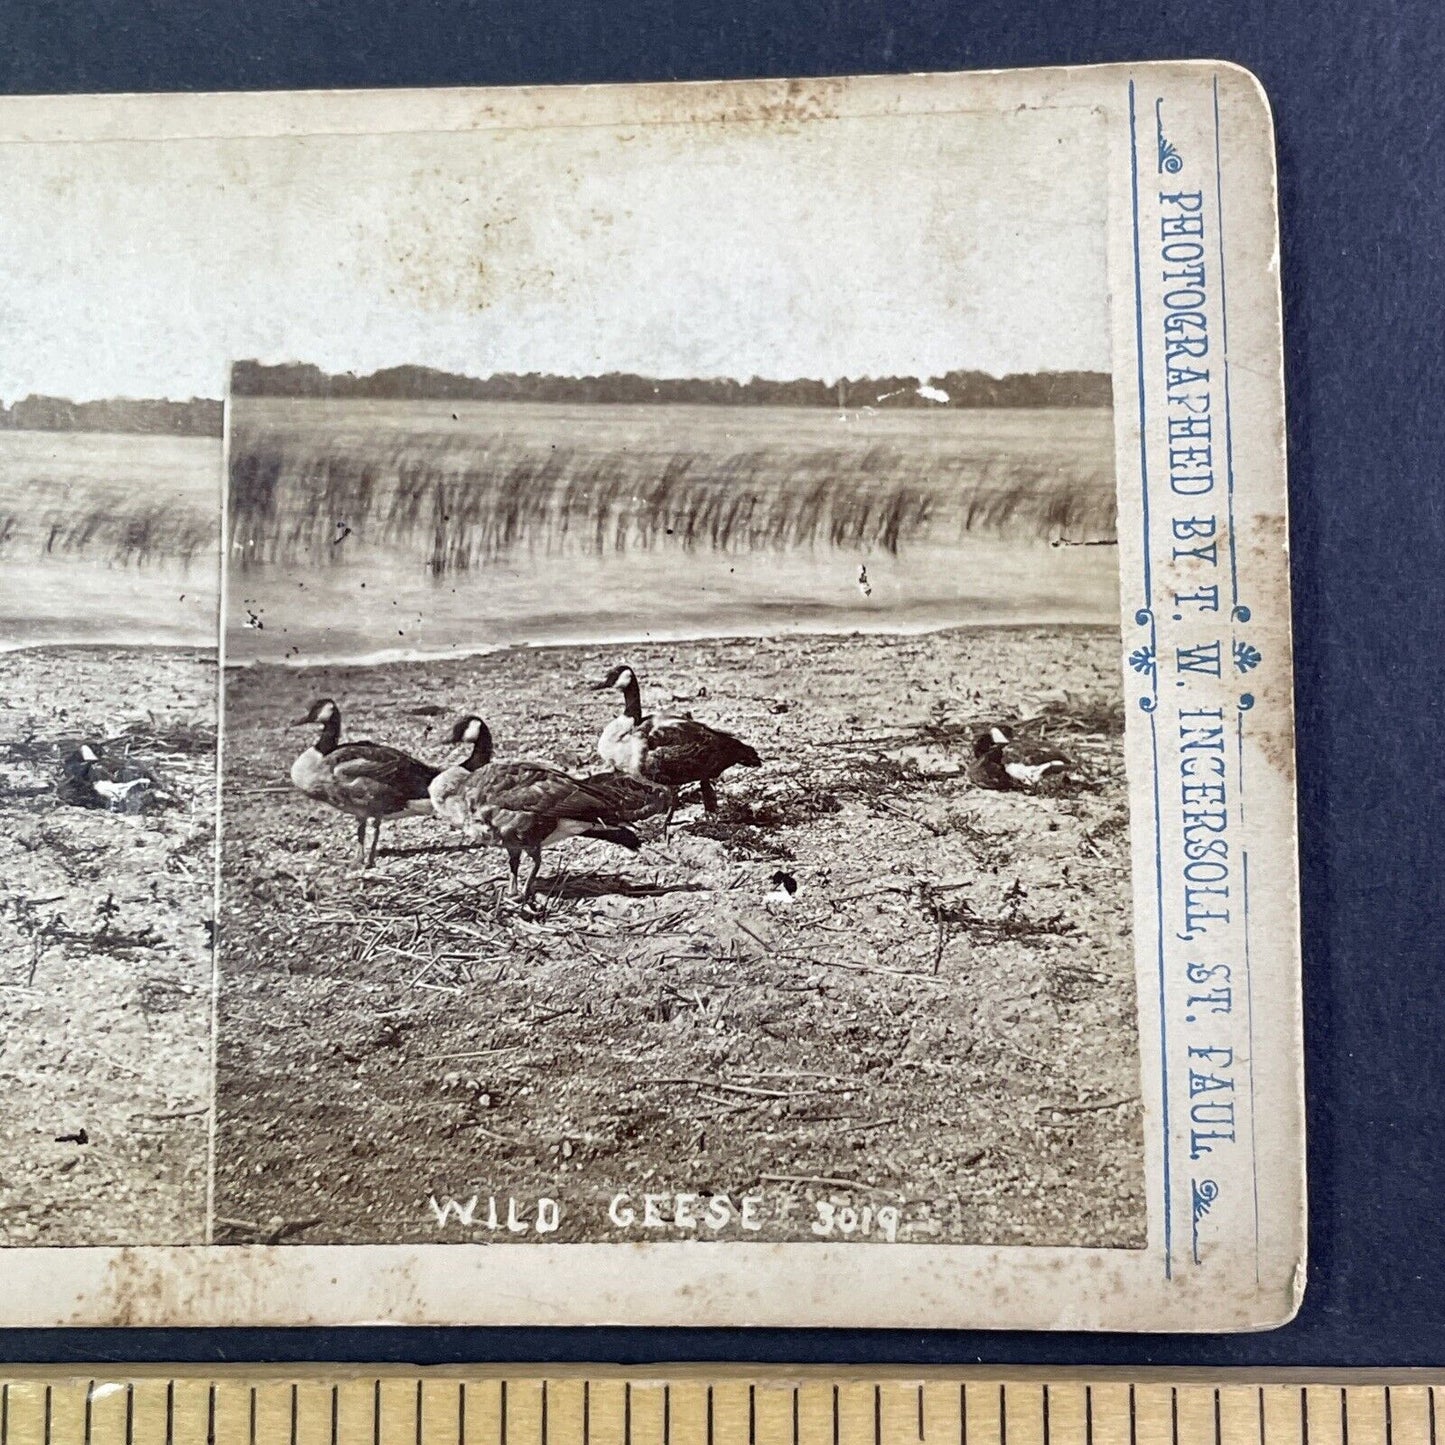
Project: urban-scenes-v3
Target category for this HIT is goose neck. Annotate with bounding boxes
[620,677,644,724]
[464,726,494,770]
[314,711,342,755]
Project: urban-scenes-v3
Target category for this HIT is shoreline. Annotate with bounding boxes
[0,640,217,659]
[221,616,1124,672]
[216,621,1143,1247]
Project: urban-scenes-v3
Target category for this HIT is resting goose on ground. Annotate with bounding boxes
[970,725,1072,791]
[58,744,159,812]
[430,713,648,901]
[289,698,438,868]
[591,663,761,834]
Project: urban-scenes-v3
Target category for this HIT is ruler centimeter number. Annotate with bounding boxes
[0,1377,1437,1445]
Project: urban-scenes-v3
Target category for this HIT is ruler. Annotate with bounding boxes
[0,1373,1438,1445]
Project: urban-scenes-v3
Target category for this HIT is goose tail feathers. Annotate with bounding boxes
[582,825,643,851]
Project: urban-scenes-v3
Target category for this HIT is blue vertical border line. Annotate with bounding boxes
[1218,67,1262,1281]
[1130,81,1154,614]
[1237,708,1261,1281]
[1213,75,1244,621]
[1150,708,1171,1279]
[1129,77,1172,1279]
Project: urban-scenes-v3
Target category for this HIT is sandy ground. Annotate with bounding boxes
[0,647,215,1245]
[216,625,1145,1248]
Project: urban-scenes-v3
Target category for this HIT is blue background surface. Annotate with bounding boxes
[0,0,1441,1369]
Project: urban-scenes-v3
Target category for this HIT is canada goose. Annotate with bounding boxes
[427,714,492,819]
[289,698,438,868]
[592,664,761,833]
[58,744,159,812]
[430,714,647,901]
[968,734,1017,791]
[431,715,669,829]
[971,725,1072,790]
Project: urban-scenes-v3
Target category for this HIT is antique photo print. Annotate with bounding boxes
[0,66,1302,1328]
[217,358,1140,1249]
[0,389,219,1243]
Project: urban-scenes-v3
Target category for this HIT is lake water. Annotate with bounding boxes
[0,404,1122,659]
[0,430,220,649]
[227,399,1121,665]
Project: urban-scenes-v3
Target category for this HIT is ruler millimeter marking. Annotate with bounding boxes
[0,1378,1440,1445]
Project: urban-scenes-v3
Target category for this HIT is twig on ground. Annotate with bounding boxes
[760,1173,903,1198]
[870,798,948,837]
[1040,1095,1140,1115]
[643,1077,820,1100]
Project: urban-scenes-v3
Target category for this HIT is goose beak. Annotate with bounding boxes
[585,679,611,692]
[288,715,310,726]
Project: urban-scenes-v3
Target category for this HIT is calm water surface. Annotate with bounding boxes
[0,405,1121,658]
[228,400,1121,664]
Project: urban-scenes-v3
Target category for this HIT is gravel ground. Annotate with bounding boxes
[0,647,215,1245]
[214,624,1145,1249]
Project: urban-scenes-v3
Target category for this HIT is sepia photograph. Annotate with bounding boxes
[0,396,219,1245]
[206,89,1153,1252]
[0,68,1302,1327]
[216,353,1145,1247]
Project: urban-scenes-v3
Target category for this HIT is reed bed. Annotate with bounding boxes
[0,496,217,570]
[227,419,1117,574]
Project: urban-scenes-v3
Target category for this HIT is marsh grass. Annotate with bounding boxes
[227,420,1117,575]
[0,499,216,570]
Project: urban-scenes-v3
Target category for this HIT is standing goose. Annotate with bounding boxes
[972,724,1072,790]
[430,714,647,901]
[427,713,493,820]
[591,663,761,833]
[289,697,438,868]
[431,714,669,828]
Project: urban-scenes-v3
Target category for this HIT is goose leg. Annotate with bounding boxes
[661,791,678,841]
[521,847,543,902]
[354,817,368,868]
[506,849,522,897]
[698,779,718,814]
[366,818,382,869]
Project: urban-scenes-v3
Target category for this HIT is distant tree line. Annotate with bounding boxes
[0,362,1111,436]
[230,361,1112,409]
[0,395,223,436]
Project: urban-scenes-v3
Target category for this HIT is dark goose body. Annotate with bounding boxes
[289,698,438,866]
[430,714,649,899]
[594,664,760,828]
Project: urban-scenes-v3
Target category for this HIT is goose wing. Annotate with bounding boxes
[463,761,620,824]
[639,716,759,786]
[1004,738,1072,769]
[328,741,439,803]
[575,771,671,822]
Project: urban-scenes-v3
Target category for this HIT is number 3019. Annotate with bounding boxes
[811,1201,900,1242]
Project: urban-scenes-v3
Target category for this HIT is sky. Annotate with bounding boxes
[0,105,1110,401]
